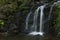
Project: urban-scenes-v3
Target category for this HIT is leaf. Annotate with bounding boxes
[0,20,4,25]
[58,32,60,35]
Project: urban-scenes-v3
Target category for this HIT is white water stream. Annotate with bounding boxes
[25,1,60,36]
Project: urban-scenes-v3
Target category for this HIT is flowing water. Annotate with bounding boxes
[0,1,60,40]
[48,1,60,20]
[29,5,46,36]
[25,4,48,36]
[25,1,60,36]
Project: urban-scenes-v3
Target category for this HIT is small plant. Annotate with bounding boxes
[0,20,4,26]
[58,32,60,35]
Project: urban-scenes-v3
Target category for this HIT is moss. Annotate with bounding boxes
[54,3,60,35]
[0,20,4,26]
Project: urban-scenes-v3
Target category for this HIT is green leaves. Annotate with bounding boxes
[54,3,60,35]
[0,20,4,25]
[0,0,30,14]
[58,32,60,35]
[0,0,7,4]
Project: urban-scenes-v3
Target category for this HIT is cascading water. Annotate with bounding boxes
[25,5,46,36]
[25,1,60,36]
[28,5,46,35]
[26,11,32,30]
[48,1,60,20]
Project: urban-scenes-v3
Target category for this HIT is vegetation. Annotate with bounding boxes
[0,0,60,36]
[0,0,31,36]
[54,3,60,35]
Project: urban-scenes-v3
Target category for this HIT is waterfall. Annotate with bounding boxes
[26,11,32,30]
[25,1,60,36]
[25,5,46,36]
[28,5,46,36]
[48,1,60,20]
[39,5,46,32]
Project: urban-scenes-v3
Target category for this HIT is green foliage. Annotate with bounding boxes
[0,0,29,14]
[0,20,4,26]
[58,32,60,35]
[54,3,60,35]
[0,0,30,21]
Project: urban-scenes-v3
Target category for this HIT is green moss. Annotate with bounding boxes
[54,3,60,35]
[0,20,4,25]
